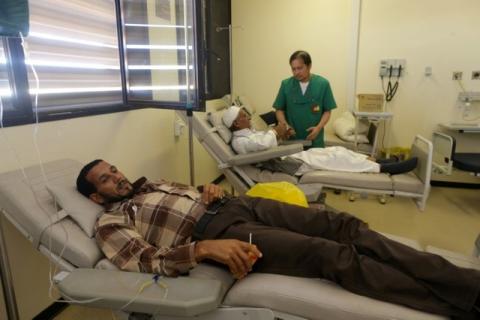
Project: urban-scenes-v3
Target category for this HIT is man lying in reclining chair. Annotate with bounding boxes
[76,160,480,319]
[222,106,417,175]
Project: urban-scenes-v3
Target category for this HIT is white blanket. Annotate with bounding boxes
[230,128,380,174]
[290,146,380,175]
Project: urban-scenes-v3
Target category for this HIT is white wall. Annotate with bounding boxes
[232,0,480,151]
[231,0,351,120]
[357,0,480,150]
[0,109,218,182]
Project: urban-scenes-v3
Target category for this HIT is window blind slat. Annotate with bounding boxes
[33,0,116,24]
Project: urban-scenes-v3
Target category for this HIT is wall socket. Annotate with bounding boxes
[452,71,463,80]
[472,71,480,80]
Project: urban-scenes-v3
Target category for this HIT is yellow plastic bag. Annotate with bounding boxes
[380,147,411,161]
[246,182,308,207]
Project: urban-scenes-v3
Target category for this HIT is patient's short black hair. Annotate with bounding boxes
[289,50,312,66]
[76,159,103,198]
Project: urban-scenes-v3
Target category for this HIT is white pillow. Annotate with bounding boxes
[333,112,370,143]
[46,183,104,237]
[334,112,369,136]
[335,133,370,143]
[207,110,233,143]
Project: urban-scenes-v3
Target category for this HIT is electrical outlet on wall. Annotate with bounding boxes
[472,71,480,80]
[452,71,463,80]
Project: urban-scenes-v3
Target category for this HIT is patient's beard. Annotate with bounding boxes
[98,189,134,204]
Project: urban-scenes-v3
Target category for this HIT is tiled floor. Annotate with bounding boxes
[54,185,480,319]
[325,186,480,255]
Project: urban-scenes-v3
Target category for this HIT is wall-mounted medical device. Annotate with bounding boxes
[379,59,406,102]
[458,91,480,104]
[379,59,406,77]
[458,91,480,119]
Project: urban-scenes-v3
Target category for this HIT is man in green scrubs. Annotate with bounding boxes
[273,50,336,148]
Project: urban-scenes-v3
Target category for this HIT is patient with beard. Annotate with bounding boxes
[75,159,480,319]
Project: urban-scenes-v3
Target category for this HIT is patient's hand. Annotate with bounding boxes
[201,183,224,205]
[195,239,262,279]
[286,126,295,139]
[273,123,289,140]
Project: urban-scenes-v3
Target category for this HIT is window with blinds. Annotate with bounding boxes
[121,0,204,109]
[0,0,205,126]
[25,0,124,115]
[0,45,13,115]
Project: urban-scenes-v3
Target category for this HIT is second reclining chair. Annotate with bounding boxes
[186,104,433,211]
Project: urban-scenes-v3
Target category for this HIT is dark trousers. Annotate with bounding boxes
[198,196,480,318]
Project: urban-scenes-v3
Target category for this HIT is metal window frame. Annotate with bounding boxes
[0,0,206,128]
[1,36,34,126]
[115,0,206,112]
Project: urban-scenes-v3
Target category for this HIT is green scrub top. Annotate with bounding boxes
[273,74,336,148]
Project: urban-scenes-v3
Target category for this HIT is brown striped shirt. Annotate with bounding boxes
[95,178,206,276]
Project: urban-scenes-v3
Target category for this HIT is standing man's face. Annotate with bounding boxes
[290,58,311,82]
[86,161,133,204]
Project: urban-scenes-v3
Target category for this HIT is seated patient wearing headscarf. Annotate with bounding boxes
[222,106,417,175]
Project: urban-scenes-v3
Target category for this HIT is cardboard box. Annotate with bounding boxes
[357,94,384,112]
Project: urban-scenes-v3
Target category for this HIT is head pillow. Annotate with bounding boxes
[46,183,104,238]
[207,110,233,143]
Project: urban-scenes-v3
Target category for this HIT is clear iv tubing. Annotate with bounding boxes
[18,32,103,305]
[18,29,168,308]
[3,30,170,308]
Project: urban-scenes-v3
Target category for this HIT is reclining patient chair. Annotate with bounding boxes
[432,132,480,176]
[1,159,479,320]
[185,106,433,211]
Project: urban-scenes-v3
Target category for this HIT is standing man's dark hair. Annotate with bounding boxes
[289,50,312,66]
[76,159,103,197]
